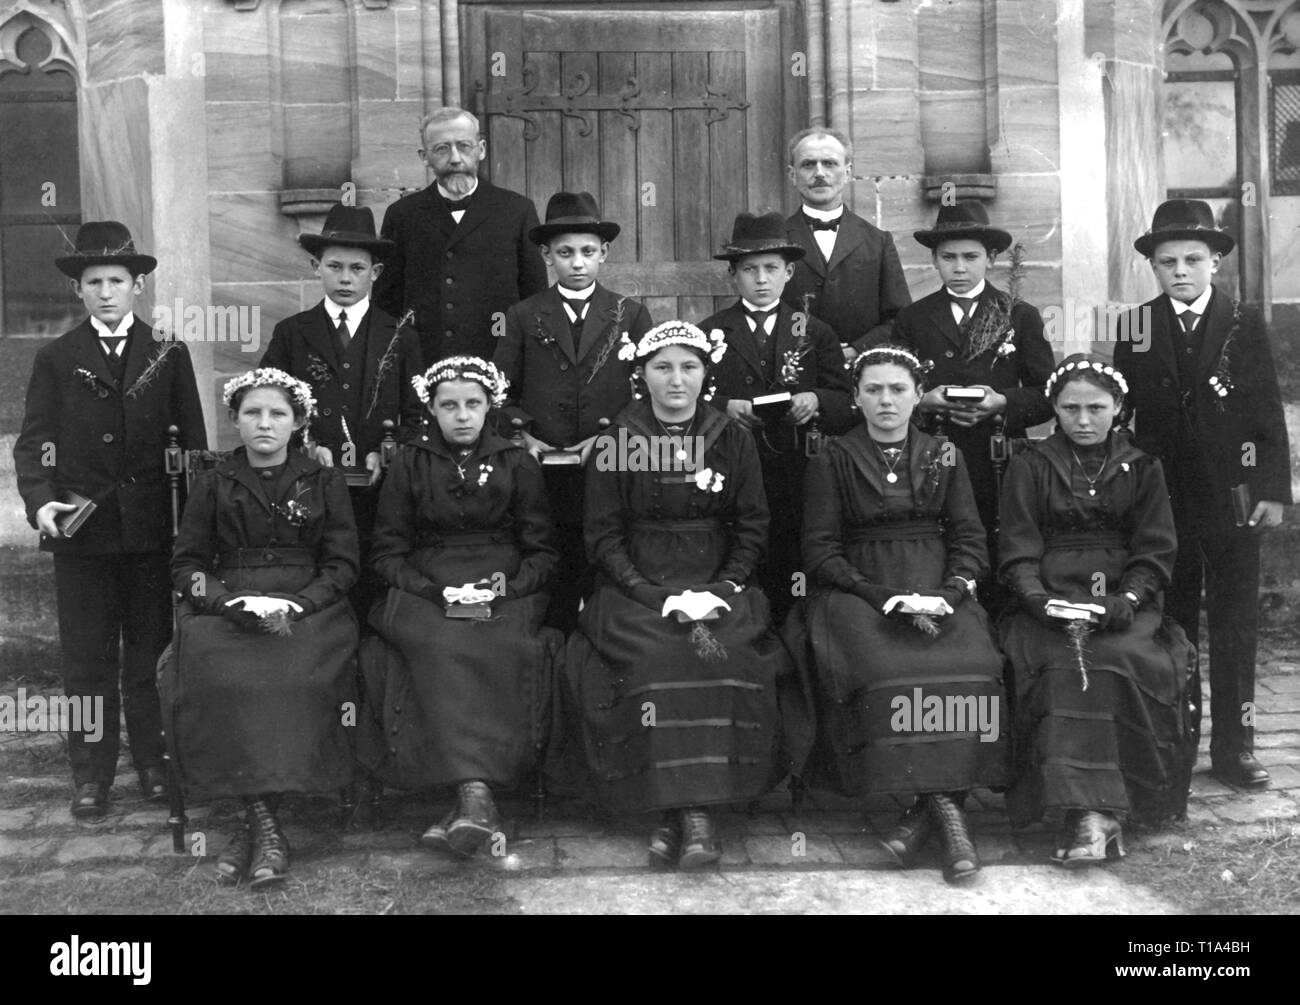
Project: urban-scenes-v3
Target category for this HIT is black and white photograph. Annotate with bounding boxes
[0,0,1297,934]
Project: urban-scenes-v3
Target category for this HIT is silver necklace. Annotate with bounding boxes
[875,441,906,484]
[1069,447,1109,497]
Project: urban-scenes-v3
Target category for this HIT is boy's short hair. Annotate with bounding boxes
[931,236,1002,257]
[314,243,377,265]
[728,249,800,269]
[787,127,853,165]
[73,262,147,282]
[539,230,607,249]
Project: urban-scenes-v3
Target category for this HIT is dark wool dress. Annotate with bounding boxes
[783,424,1008,797]
[163,449,360,800]
[997,430,1197,826]
[556,400,792,812]
[357,427,561,790]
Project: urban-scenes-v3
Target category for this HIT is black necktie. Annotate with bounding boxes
[804,215,840,232]
[746,308,775,354]
[334,310,350,356]
[950,295,977,329]
[560,297,589,323]
[445,197,470,213]
[1179,311,1199,334]
[100,335,126,357]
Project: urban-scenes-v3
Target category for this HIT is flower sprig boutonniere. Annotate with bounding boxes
[692,467,725,493]
[586,296,629,384]
[962,243,1026,367]
[919,442,946,499]
[74,367,110,398]
[272,482,311,527]
[475,462,494,488]
[1207,299,1242,412]
[124,333,181,399]
[366,309,414,418]
[779,314,812,388]
[306,353,332,385]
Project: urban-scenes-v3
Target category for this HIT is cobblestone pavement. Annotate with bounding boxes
[2,654,1297,914]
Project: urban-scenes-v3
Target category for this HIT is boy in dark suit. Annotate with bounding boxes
[13,221,207,819]
[493,192,653,631]
[892,201,1055,606]
[703,211,852,622]
[1115,199,1293,790]
[782,128,912,360]
[374,108,549,365]
[261,204,424,624]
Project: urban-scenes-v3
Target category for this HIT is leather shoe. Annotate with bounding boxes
[1211,752,1270,789]
[927,793,980,883]
[678,807,721,870]
[71,782,108,820]
[138,766,168,803]
[648,811,682,868]
[446,780,500,856]
[419,808,457,854]
[880,799,931,869]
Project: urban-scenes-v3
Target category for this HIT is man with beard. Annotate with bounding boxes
[782,128,912,362]
[374,108,549,366]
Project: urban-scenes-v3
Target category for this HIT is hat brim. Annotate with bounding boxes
[713,241,806,263]
[299,234,397,260]
[914,226,1012,254]
[56,253,157,279]
[529,221,620,246]
[1133,228,1235,258]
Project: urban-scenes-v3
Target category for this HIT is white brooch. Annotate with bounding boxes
[693,467,725,493]
[477,463,493,487]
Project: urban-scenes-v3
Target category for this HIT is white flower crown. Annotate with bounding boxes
[850,345,929,384]
[222,367,317,420]
[412,355,509,408]
[617,320,728,365]
[1046,358,1129,398]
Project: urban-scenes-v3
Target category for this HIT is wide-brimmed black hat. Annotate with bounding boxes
[1133,199,1235,257]
[55,221,157,279]
[713,212,806,262]
[298,204,396,259]
[914,200,1012,253]
[909,200,1008,253]
[529,192,620,245]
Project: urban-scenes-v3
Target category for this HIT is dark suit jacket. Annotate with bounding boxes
[260,302,424,460]
[373,179,549,365]
[891,284,1055,537]
[702,300,853,436]
[493,283,652,448]
[1114,287,1293,528]
[783,208,912,351]
[13,315,208,555]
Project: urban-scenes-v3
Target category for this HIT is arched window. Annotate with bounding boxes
[0,15,81,336]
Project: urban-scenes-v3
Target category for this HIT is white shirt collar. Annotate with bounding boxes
[557,283,596,302]
[324,295,368,333]
[740,298,779,313]
[1169,286,1213,315]
[91,315,132,339]
[802,204,844,222]
[944,280,986,300]
[436,179,478,202]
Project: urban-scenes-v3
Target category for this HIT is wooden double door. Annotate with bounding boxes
[464,1,806,323]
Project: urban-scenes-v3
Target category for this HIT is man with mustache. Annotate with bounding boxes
[374,108,549,366]
[782,128,912,362]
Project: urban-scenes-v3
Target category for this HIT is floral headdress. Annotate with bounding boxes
[1045,355,1129,400]
[412,355,509,408]
[850,344,933,387]
[222,367,317,420]
[617,320,728,365]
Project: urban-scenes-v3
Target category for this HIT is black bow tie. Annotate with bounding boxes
[445,196,471,213]
[804,215,840,232]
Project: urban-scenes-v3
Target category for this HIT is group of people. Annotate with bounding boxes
[13,110,1292,891]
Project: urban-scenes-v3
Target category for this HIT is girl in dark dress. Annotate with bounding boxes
[559,321,791,870]
[998,354,1196,867]
[165,368,359,888]
[359,356,560,857]
[784,345,1007,884]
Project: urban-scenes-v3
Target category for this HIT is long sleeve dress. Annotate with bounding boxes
[357,427,562,790]
[163,448,360,800]
[783,423,1008,796]
[997,429,1197,826]
[556,399,793,812]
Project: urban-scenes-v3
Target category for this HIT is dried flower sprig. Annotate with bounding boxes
[124,334,181,399]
